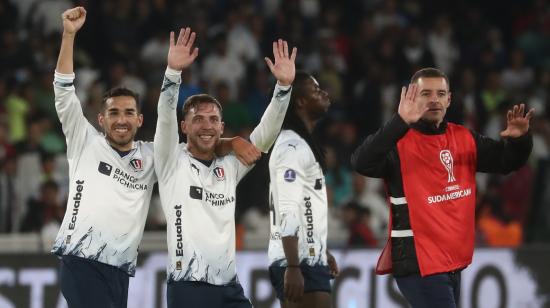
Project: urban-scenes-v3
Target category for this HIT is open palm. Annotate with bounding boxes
[167,27,199,71]
[264,39,297,86]
[500,104,535,138]
[397,84,427,124]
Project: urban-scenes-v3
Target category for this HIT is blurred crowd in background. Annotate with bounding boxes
[0,0,549,249]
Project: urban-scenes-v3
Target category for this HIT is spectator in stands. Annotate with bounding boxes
[341,201,378,248]
[20,180,63,233]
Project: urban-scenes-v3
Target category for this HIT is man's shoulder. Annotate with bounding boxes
[135,140,154,153]
[446,122,475,138]
[274,130,308,152]
[272,131,312,164]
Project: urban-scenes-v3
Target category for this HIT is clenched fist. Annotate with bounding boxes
[62,7,86,35]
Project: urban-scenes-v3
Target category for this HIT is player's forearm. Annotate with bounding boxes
[56,33,76,74]
[474,130,533,174]
[351,113,408,177]
[215,137,239,156]
[282,236,300,266]
[154,68,181,169]
[249,83,292,152]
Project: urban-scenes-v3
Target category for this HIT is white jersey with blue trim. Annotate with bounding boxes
[154,68,291,285]
[268,129,328,267]
[51,72,156,276]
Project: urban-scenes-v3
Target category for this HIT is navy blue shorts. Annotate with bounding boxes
[269,263,332,300]
[395,271,462,308]
[167,280,252,308]
[59,255,129,308]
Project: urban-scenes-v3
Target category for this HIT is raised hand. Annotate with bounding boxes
[62,7,86,35]
[397,84,427,125]
[264,39,297,86]
[500,103,535,138]
[167,27,199,71]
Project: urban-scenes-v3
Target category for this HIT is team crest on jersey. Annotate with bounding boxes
[213,166,225,181]
[284,169,296,182]
[130,158,143,172]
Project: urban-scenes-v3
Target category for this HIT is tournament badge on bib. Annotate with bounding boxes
[213,166,225,181]
[130,158,144,172]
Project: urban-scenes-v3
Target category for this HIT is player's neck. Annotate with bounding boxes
[107,139,133,152]
[297,111,316,133]
[187,145,215,161]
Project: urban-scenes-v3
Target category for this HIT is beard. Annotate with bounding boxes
[105,130,135,149]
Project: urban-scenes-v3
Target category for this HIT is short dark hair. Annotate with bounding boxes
[410,68,450,88]
[182,94,223,119]
[101,87,140,113]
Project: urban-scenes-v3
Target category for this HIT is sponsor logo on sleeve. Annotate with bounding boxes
[314,178,322,190]
[284,169,296,182]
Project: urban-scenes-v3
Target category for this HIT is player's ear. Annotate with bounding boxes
[98,113,105,129]
[137,113,143,128]
[220,121,224,136]
[181,120,187,134]
[446,92,452,108]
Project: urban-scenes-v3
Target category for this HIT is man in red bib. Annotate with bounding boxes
[351,68,533,308]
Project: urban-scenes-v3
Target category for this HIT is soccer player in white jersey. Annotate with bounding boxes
[268,71,339,308]
[51,7,154,307]
[51,8,257,308]
[154,27,297,307]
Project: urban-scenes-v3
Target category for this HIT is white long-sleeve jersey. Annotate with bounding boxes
[268,130,328,267]
[155,68,291,285]
[51,72,156,276]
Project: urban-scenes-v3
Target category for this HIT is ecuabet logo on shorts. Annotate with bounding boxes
[213,166,225,181]
[130,158,143,172]
[284,169,296,182]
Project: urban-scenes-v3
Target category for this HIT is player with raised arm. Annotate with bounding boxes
[154,27,296,307]
[52,8,258,308]
[52,7,156,308]
[267,71,339,308]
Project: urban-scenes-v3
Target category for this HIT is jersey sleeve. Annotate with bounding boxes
[53,71,96,161]
[248,83,292,152]
[154,67,181,181]
[271,141,308,237]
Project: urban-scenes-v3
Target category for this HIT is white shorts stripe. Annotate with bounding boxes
[390,196,407,205]
[391,229,414,237]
